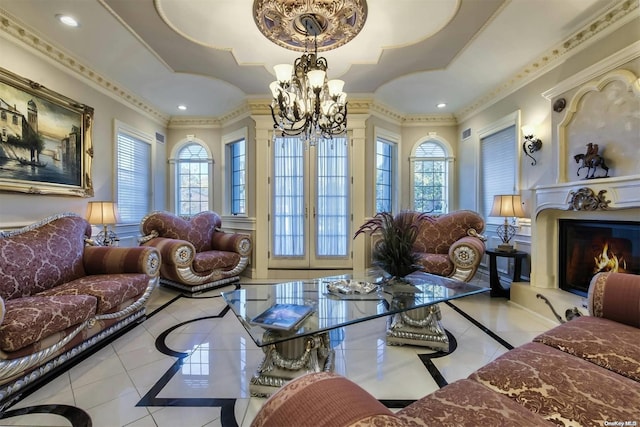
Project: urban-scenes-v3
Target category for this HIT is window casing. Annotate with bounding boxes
[411,141,450,214]
[176,143,209,217]
[116,128,152,224]
[375,138,394,213]
[229,139,246,215]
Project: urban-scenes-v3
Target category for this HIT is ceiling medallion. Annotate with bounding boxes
[253,0,368,52]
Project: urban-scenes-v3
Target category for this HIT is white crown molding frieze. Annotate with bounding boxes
[456,0,638,123]
[402,114,457,127]
[4,0,635,131]
[542,40,640,100]
[0,8,170,126]
[167,117,222,129]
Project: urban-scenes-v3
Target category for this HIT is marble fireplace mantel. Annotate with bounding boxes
[534,174,640,216]
[511,174,640,321]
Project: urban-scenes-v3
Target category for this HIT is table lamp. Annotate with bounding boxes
[86,201,120,246]
[489,194,526,252]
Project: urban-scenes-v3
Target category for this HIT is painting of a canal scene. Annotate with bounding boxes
[0,67,93,197]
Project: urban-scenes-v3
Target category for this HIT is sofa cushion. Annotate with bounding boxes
[192,250,241,273]
[398,379,554,426]
[250,372,403,427]
[0,295,97,353]
[415,253,453,277]
[140,211,222,253]
[534,315,640,382]
[469,342,640,426]
[36,274,149,314]
[0,216,90,300]
[413,211,485,254]
[589,272,640,327]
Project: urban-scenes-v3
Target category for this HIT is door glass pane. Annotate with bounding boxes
[272,137,305,257]
[316,137,349,256]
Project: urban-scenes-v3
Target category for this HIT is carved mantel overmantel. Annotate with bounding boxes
[534,175,640,217]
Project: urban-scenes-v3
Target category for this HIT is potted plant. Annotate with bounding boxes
[353,211,433,279]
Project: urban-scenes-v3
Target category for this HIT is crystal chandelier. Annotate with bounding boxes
[269,14,347,146]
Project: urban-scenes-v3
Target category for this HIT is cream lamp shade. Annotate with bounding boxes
[86,201,119,225]
[489,195,526,218]
[489,195,525,252]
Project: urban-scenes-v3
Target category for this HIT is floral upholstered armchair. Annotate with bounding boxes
[139,211,252,293]
[412,210,486,282]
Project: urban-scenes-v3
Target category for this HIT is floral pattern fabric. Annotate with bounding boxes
[0,295,96,352]
[0,216,90,300]
[469,342,640,426]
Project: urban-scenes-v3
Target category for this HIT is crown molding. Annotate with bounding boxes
[0,7,170,126]
[456,0,638,122]
[167,117,222,129]
[402,114,457,127]
[542,40,640,99]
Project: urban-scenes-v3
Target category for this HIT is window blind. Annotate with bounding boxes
[480,125,516,222]
[117,132,151,224]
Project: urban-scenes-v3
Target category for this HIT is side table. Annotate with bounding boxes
[486,249,528,298]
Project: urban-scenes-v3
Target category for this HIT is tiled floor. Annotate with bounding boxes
[1,276,557,427]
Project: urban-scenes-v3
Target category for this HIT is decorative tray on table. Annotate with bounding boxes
[325,279,382,300]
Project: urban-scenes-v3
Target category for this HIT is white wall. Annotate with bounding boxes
[0,34,167,240]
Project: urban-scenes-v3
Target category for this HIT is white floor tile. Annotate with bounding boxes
[2,275,558,427]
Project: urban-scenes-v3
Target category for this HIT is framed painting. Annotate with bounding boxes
[0,66,94,197]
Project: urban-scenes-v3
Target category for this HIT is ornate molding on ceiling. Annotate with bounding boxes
[253,0,367,52]
[0,8,170,125]
[3,0,635,130]
[456,0,638,122]
[167,117,222,129]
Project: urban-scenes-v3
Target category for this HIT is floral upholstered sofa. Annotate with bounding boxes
[139,211,252,294]
[251,271,640,426]
[0,213,160,409]
[412,210,486,282]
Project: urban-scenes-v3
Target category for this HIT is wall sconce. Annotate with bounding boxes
[86,201,120,246]
[489,194,526,252]
[522,125,543,166]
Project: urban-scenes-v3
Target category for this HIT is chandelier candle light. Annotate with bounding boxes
[489,194,526,252]
[269,14,348,146]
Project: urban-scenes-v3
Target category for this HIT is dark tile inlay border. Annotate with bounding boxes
[445,300,515,350]
[0,404,92,427]
[137,292,240,427]
[5,282,516,427]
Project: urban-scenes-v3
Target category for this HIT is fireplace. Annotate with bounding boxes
[559,219,640,296]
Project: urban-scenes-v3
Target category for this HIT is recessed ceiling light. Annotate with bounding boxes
[56,14,79,27]
[177,105,187,111]
[436,103,447,108]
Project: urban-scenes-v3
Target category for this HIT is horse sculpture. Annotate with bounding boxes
[574,143,609,179]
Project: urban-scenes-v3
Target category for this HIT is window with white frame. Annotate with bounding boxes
[480,125,517,222]
[176,143,209,216]
[228,138,246,215]
[375,137,394,213]
[412,140,449,214]
[116,127,152,224]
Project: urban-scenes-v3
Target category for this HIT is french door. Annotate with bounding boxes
[269,136,351,269]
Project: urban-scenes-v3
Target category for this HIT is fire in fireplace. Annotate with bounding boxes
[559,219,640,296]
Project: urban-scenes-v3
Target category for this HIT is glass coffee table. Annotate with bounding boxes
[222,271,488,396]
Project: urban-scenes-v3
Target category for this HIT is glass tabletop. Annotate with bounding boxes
[222,271,488,347]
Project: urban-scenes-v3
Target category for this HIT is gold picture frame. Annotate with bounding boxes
[0,66,94,197]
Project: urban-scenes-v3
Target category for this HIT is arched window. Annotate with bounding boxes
[411,139,452,214]
[176,143,209,216]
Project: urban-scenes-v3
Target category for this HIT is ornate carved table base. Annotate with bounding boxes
[386,304,449,351]
[250,332,334,397]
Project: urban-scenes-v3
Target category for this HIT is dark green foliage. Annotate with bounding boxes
[354,211,433,278]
